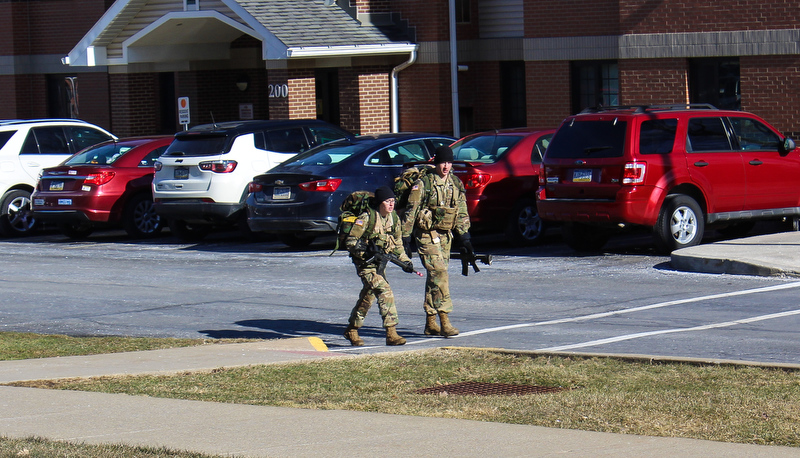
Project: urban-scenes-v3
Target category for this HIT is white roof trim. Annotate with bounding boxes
[287,43,418,58]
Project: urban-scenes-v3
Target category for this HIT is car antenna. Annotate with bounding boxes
[210,112,217,129]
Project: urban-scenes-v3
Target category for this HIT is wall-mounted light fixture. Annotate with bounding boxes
[236,74,249,92]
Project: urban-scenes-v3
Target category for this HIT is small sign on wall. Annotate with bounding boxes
[239,103,254,120]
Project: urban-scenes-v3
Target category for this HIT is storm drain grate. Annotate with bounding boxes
[415,381,567,396]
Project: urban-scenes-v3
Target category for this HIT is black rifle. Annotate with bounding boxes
[453,249,493,276]
[359,239,423,278]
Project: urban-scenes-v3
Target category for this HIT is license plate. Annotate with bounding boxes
[272,186,291,200]
[174,167,190,180]
[49,181,64,191]
[572,169,593,183]
[58,199,72,205]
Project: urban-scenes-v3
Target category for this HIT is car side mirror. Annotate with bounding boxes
[780,137,796,154]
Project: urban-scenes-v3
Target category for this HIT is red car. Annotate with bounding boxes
[32,136,172,239]
[450,128,556,245]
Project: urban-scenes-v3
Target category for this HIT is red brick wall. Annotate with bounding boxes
[740,55,800,137]
[398,63,452,134]
[526,61,572,129]
[525,0,621,38]
[0,0,106,55]
[357,69,391,134]
[288,69,316,119]
[72,73,112,131]
[619,0,800,34]
[619,58,689,106]
[391,0,451,42]
[338,68,361,134]
[268,69,289,120]
[109,73,159,137]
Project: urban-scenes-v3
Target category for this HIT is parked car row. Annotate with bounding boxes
[7,104,798,253]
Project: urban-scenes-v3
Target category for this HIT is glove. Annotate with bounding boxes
[402,236,412,258]
[402,260,415,273]
[459,232,475,257]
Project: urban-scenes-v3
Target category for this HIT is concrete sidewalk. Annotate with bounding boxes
[1,338,799,457]
[671,230,800,277]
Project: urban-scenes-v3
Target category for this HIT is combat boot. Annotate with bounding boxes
[385,326,407,346]
[344,325,364,346]
[424,314,441,336]
[438,311,459,337]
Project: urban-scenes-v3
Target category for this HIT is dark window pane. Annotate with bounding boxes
[639,119,678,155]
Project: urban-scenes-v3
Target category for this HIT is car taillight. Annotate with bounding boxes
[299,178,342,192]
[622,162,646,184]
[84,171,115,185]
[199,160,237,173]
[463,172,491,189]
[248,182,263,193]
[538,163,545,186]
[154,161,162,171]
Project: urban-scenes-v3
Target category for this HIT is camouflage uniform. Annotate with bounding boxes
[401,172,470,315]
[346,208,412,329]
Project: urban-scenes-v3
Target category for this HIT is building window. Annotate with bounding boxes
[690,58,740,110]
[456,0,470,23]
[500,61,526,128]
[571,61,619,114]
[184,0,198,11]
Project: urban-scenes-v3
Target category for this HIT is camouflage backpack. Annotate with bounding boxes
[392,164,435,212]
[331,190,376,254]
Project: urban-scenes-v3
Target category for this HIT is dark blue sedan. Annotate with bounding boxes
[245,133,456,247]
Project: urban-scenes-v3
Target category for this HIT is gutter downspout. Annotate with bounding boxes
[391,49,417,133]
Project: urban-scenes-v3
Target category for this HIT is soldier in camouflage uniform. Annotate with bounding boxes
[344,186,415,346]
[401,146,473,337]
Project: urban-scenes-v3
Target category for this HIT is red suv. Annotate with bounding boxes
[537,105,798,252]
[450,128,555,245]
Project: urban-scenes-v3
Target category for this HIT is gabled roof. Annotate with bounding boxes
[65,0,415,67]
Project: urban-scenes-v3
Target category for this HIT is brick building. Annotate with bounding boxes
[3,0,800,138]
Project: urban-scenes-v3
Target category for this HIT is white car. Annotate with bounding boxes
[152,119,352,241]
[0,119,116,236]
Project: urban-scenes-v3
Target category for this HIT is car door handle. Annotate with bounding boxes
[26,161,40,167]
[693,161,709,167]
[749,160,763,166]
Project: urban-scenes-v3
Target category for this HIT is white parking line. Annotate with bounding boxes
[456,281,800,338]
[537,308,800,352]
[330,281,800,351]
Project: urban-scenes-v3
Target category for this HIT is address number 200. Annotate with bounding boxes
[269,84,288,98]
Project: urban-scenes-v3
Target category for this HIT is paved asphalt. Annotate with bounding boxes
[1,231,799,457]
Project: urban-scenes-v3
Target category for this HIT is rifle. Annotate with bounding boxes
[359,239,423,277]
[453,249,493,276]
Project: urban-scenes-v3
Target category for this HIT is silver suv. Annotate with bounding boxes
[153,120,352,241]
[0,119,116,236]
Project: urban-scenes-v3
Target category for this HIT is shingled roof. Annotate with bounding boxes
[235,0,406,48]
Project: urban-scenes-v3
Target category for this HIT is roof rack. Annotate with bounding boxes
[580,104,718,114]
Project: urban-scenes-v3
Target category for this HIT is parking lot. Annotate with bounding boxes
[1,222,799,366]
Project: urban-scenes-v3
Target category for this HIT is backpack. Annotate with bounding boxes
[393,164,435,212]
[331,190,376,254]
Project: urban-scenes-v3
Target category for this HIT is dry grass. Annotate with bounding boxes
[15,348,800,447]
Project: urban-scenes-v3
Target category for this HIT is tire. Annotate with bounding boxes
[57,221,93,239]
[654,195,704,252]
[0,190,37,237]
[279,233,316,248]
[562,222,610,252]
[123,194,163,238]
[505,198,546,246]
[167,219,211,242]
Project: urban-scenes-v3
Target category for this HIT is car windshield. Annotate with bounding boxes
[546,120,627,159]
[65,143,134,165]
[451,134,523,163]
[164,135,228,156]
[281,140,372,168]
